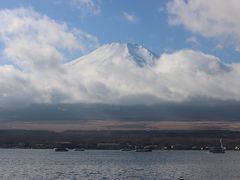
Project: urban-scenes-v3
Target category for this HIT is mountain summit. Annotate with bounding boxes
[68,43,158,68]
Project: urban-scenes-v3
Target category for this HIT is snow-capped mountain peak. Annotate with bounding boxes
[68,42,158,68]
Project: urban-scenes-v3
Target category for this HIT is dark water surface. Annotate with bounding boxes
[0,149,239,180]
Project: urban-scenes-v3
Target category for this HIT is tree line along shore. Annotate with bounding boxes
[0,129,240,150]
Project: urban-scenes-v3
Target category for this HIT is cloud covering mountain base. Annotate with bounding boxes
[1,8,240,112]
[1,41,240,107]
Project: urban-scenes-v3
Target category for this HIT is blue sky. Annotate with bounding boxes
[0,0,239,63]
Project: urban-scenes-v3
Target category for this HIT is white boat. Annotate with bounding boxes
[209,139,225,153]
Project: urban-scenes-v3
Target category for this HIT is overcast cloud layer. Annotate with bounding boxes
[0,7,240,108]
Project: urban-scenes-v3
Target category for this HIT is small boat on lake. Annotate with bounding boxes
[54,148,68,152]
[209,139,225,153]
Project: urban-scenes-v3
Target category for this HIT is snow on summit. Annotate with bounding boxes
[68,43,158,68]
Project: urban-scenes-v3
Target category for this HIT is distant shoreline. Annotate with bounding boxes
[0,129,240,150]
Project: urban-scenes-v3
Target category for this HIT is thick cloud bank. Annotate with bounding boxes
[0,8,240,108]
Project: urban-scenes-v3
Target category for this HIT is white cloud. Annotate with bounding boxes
[0,8,99,107]
[235,47,240,53]
[214,44,225,51]
[70,0,101,18]
[123,12,138,23]
[186,36,199,46]
[167,0,240,48]
[0,8,99,71]
[154,50,238,102]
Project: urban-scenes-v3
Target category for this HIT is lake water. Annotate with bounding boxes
[0,149,239,180]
